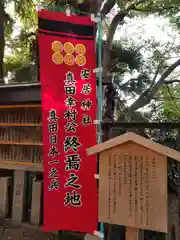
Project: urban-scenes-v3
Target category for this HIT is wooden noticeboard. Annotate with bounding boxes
[86,132,180,235]
[99,142,167,232]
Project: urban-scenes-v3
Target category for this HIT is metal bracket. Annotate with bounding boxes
[91,14,101,23]
[93,120,101,125]
[93,67,103,73]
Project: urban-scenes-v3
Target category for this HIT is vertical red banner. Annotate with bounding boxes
[38,10,98,233]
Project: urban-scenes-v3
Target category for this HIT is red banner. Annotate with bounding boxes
[38,10,98,233]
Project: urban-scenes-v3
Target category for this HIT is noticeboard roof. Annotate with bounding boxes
[86,132,180,162]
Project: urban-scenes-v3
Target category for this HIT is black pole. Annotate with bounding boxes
[57,231,63,239]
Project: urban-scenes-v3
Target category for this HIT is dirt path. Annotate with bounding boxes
[0,220,57,240]
[0,219,87,240]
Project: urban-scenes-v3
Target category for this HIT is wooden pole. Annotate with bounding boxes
[126,227,138,240]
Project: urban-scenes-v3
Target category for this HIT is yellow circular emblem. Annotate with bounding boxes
[64,42,75,54]
[75,44,86,55]
[52,53,64,65]
[75,54,86,66]
[64,54,75,66]
[52,41,63,52]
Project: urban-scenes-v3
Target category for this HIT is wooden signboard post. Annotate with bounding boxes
[86,132,180,240]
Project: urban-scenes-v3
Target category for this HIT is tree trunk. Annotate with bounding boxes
[102,11,128,240]
[0,0,5,83]
[103,12,127,123]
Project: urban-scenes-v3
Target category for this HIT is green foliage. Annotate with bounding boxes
[2,0,180,91]
[5,56,26,73]
[162,85,180,120]
[116,0,125,10]
[111,45,142,70]
[4,27,33,79]
[132,0,180,13]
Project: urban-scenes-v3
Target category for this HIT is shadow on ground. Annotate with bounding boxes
[0,219,56,240]
[0,219,85,240]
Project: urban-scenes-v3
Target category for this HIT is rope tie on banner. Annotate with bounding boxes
[65,4,71,16]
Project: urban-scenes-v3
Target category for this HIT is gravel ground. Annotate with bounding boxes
[0,219,86,240]
[0,220,57,240]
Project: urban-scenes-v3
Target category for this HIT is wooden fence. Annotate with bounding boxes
[0,104,43,227]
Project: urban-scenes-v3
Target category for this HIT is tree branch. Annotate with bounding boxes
[132,5,176,13]
[164,79,180,84]
[101,0,116,17]
[102,0,150,123]
[102,11,127,122]
[102,11,127,76]
[128,58,180,115]
[102,0,150,75]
